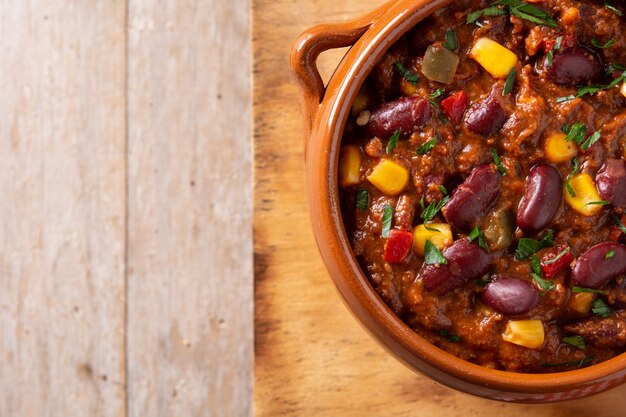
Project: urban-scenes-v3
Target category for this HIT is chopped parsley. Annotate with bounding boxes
[490,149,507,176]
[592,298,612,318]
[611,215,626,234]
[439,329,461,343]
[541,356,595,368]
[428,94,448,125]
[576,71,626,98]
[606,250,616,260]
[424,240,447,265]
[356,189,369,211]
[562,123,587,144]
[562,123,601,151]
[430,89,445,99]
[394,61,419,84]
[555,95,575,103]
[566,157,580,198]
[584,200,610,207]
[591,38,616,49]
[420,196,450,223]
[503,68,516,95]
[468,226,489,251]
[562,335,586,350]
[515,229,554,260]
[607,63,626,74]
[572,286,608,295]
[443,29,459,51]
[532,271,555,291]
[530,255,542,275]
[546,35,563,66]
[417,138,437,155]
[605,2,623,16]
[581,131,602,150]
[476,277,491,287]
[543,247,571,265]
[467,6,506,24]
[387,130,400,154]
[427,94,448,124]
[468,1,557,27]
[382,205,393,238]
[495,0,557,27]
[531,254,555,291]
[554,35,563,50]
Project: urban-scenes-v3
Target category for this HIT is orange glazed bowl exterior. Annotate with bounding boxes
[289,0,626,403]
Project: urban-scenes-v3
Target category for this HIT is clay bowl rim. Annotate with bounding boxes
[296,0,626,402]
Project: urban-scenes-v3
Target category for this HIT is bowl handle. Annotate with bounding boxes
[290,4,388,155]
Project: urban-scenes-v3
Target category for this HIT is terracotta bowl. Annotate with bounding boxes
[290,0,626,403]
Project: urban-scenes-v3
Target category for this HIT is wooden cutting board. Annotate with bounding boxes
[252,0,626,415]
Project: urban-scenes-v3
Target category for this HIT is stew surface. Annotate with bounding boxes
[339,0,626,372]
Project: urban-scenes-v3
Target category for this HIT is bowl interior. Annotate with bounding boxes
[305,0,626,402]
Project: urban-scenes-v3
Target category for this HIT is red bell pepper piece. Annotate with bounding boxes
[540,245,574,278]
[384,229,413,263]
[441,91,468,124]
[609,214,626,242]
[542,33,577,54]
[609,226,623,242]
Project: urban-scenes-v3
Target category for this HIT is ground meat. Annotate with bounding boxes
[394,194,416,229]
[364,137,384,158]
[501,66,548,154]
[564,312,626,349]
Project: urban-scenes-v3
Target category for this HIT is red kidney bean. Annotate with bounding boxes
[545,48,601,86]
[420,239,491,294]
[572,242,626,289]
[442,164,502,230]
[481,275,539,316]
[368,96,431,138]
[596,159,626,208]
[517,164,563,234]
[464,88,507,136]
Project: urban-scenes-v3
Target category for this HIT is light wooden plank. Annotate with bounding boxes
[0,1,127,416]
[253,0,626,415]
[126,1,253,416]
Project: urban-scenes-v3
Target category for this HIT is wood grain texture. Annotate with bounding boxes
[0,0,252,415]
[127,1,252,416]
[0,1,126,416]
[252,1,626,415]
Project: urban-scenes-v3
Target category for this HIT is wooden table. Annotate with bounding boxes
[1,1,251,415]
[2,0,625,415]
[253,0,626,416]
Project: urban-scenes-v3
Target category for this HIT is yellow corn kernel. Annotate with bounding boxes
[367,159,409,196]
[621,82,626,99]
[470,38,519,79]
[351,92,370,117]
[544,132,578,163]
[400,78,418,96]
[568,292,595,314]
[503,320,545,350]
[339,145,361,188]
[413,223,453,256]
[564,173,604,216]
